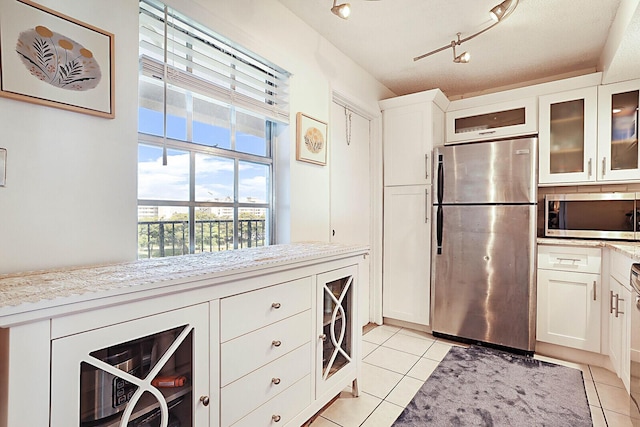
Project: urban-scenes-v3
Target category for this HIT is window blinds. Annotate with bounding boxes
[139,0,290,124]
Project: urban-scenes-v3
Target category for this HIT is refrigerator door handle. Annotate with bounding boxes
[437,154,444,204]
[436,205,443,254]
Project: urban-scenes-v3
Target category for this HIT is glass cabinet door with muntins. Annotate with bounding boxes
[317,266,359,396]
[598,80,640,181]
[51,304,210,427]
[539,87,598,184]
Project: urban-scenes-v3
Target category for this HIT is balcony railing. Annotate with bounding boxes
[138,219,266,258]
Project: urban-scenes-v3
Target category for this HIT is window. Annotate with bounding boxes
[137,0,289,258]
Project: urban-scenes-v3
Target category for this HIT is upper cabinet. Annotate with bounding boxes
[445,97,537,144]
[598,79,640,182]
[381,89,448,186]
[539,80,640,185]
[538,87,598,184]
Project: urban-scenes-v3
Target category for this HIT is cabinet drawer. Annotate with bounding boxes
[610,250,635,289]
[538,245,601,274]
[220,277,312,342]
[231,375,311,427]
[221,343,311,427]
[221,310,311,386]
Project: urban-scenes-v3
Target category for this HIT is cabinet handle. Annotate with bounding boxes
[610,290,615,314]
[319,334,327,341]
[272,415,282,422]
[425,154,429,180]
[425,189,429,224]
[593,281,597,301]
[588,158,592,178]
[478,130,496,135]
[272,340,282,347]
[199,395,210,407]
[271,302,281,309]
[272,377,281,385]
[616,294,625,317]
[602,157,607,177]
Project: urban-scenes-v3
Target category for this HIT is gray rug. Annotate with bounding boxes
[393,345,592,426]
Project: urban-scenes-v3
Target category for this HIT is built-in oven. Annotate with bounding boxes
[631,264,640,422]
[545,192,640,240]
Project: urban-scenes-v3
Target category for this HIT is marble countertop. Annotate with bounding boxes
[0,242,368,322]
[537,238,640,261]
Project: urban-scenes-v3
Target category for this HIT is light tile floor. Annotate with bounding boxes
[309,324,640,427]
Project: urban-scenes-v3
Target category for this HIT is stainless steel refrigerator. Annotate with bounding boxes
[431,137,537,354]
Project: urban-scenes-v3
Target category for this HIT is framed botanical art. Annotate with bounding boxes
[0,0,115,118]
[296,112,328,166]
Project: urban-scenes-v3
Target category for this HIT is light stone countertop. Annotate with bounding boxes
[0,242,368,322]
[537,238,640,261]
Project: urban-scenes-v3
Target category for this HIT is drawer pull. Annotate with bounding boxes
[272,377,281,385]
[271,302,281,309]
[199,395,210,407]
[272,415,282,422]
[272,340,282,347]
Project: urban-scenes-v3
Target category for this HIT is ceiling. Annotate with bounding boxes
[276,0,630,98]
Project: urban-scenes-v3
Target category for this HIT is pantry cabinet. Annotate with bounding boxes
[608,249,634,392]
[380,90,447,327]
[536,245,602,352]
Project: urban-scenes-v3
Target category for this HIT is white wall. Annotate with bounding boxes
[0,0,394,274]
[0,0,139,274]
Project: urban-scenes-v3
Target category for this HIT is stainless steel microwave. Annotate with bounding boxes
[545,192,640,240]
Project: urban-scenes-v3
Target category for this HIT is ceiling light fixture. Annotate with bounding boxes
[331,0,351,19]
[413,0,519,63]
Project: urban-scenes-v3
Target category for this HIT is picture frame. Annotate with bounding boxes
[0,0,115,118]
[296,112,328,166]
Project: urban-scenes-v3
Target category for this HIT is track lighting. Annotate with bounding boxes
[331,0,351,19]
[413,0,519,63]
[452,33,470,63]
[490,0,513,22]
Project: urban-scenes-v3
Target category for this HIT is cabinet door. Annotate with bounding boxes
[51,304,211,427]
[598,79,640,181]
[539,87,598,184]
[382,185,430,325]
[316,265,359,397]
[383,102,437,186]
[609,276,624,378]
[537,269,600,352]
[445,97,537,144]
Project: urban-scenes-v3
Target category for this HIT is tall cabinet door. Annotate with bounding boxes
[50,304,211,427]
[383,102,435,186]
[539,86,598,184]
[598,79,640,181]
[382,185,431,325]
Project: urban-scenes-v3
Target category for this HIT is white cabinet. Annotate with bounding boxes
[608,249,635,392]
[445,97,537,144]
[598,79,640,182]
[380,90,446,327]
[536,245,601,352]
[51,303,212,427]
[381,93,445,186]
[539,80,640,184]
[538,87,598,184]
[382,185,431,325]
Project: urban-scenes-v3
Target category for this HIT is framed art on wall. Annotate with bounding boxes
[296,112,328,166]
[0,0,115,118]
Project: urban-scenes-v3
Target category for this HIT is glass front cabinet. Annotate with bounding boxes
[316,265,359,397]
[598,79,640,182]
[50,304,212,427]
[538,86,598,184]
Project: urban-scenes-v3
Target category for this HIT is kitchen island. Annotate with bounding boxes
[0,242,368,427]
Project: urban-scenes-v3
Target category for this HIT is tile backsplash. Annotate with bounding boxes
[537,184,638,237]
